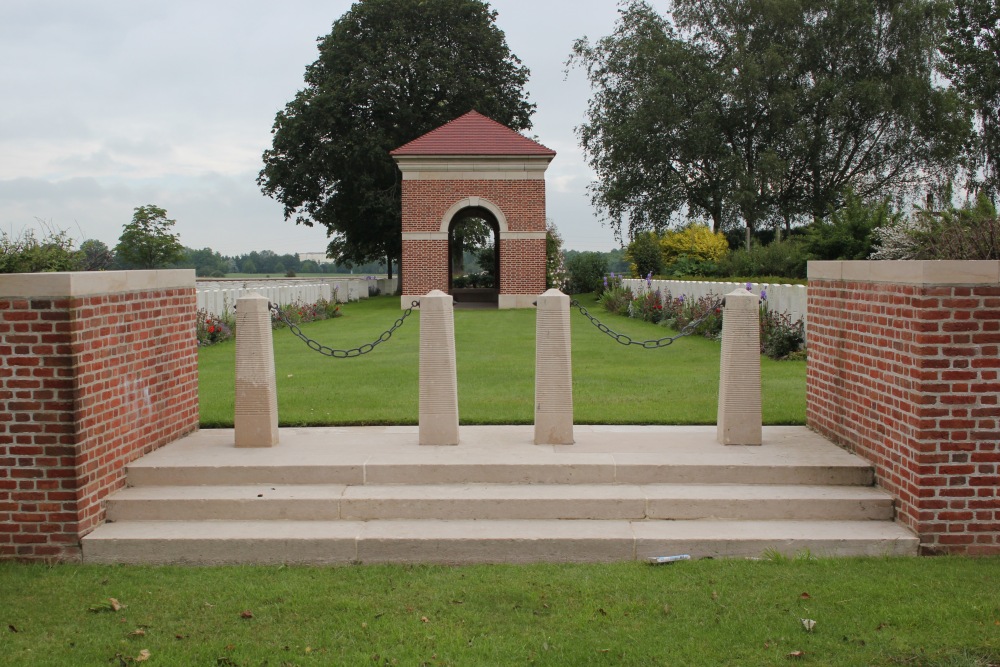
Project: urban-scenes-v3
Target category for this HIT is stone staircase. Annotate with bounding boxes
[81,426,919,564]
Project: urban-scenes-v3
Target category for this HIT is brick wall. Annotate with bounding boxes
[400,178,547,302]
[807,261,1000,555]
[1,271,199,560]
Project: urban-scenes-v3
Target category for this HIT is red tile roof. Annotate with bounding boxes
[390,110,555,157]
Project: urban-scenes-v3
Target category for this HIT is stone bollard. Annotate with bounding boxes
[235,294,279,447]
[534,289,574,445]
[419,290,459,445]
[717,288,762,445]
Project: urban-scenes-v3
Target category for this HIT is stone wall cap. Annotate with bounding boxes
[0,269,196,298]
[809,260,1000,285]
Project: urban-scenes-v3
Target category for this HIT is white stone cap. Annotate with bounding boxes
[723,287,760,309]
[0,269,196,298]
[420,289,453,310]
[808,260,1000,285]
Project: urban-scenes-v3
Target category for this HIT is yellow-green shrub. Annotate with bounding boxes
[659,224,729,263]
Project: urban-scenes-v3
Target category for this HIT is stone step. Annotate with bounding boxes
[123,425,875,487]
[106,483,895,522]
[82,519,919,565]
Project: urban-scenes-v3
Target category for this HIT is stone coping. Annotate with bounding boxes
[808,260,1000,285]
[0,269,196,298]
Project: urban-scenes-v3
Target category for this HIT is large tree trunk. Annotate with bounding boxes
[386,253,393,280]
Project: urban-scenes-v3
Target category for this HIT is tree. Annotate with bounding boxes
[258,0,534,280]
[115,205,185,269]
[77,239,115,271]
[183,247,230,277]
[942,0,1000,202]
[570,0,968,248]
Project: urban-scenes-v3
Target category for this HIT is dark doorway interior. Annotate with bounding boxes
[448,207,499,308]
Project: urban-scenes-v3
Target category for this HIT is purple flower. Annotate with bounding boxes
[678,294,686,303]
[603,276,608,288]
[760,289,767,301]
[746,282,753,291]
[646,271,652,287]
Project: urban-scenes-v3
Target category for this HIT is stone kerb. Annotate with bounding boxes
[1,270,199,561]
[717,289,763,445]
[807,260,1000,554]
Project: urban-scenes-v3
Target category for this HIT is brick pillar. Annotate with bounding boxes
[1,271,199,561]
[807,260,1000,555]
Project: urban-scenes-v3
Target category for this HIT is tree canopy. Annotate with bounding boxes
[942,0,1000,203]
[115,205,185,270]
[257,0,534,278]
[570,0,968,246]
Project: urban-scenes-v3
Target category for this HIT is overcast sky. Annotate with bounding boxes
[0,0,626,258]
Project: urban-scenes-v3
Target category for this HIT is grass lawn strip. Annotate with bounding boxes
[1,558,997,666]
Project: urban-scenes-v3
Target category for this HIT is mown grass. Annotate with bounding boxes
[1,557,997,666]
[198,295,805,426]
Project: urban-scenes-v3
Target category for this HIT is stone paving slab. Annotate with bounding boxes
[126,426,873,486]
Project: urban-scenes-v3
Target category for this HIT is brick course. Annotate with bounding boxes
[807,261,1000,554]
[1,271,199,560]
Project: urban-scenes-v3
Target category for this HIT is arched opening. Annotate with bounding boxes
[448,207,500,308]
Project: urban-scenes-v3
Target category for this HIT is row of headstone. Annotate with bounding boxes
[623,278,806,332]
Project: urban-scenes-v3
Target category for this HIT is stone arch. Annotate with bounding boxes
[439,197,509,234]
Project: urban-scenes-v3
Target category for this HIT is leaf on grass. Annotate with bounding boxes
[801,619,816,632]
[89,598,125,613]
[128,629,146,637]
[240,610,254,619]
[135,649,151,662]
[597,608,607,616]
[711,591,719,600]
[787,650,805,659]
[8,624,17,633]
[420,616,429,623]
[800,593,811,599]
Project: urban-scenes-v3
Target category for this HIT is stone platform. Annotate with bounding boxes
[82,426,918,564]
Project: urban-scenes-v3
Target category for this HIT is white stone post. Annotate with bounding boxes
[419,290,459,445]
[235,294,279,447]
[534,289,574,445]
[717,288,762,445]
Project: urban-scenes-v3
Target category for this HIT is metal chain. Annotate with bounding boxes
[269,301,419,358]
[569,297,723,348]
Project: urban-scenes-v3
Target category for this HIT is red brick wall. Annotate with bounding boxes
[403,239,450,297]
[1,271,199,560]
[807,262,1000,554]
[400,179,547,298]
[499,238,547,295]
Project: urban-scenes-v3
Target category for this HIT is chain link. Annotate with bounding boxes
[569,297,723,348]
[269,301,418,358]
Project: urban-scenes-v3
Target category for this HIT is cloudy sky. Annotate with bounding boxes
[0,0,626,258]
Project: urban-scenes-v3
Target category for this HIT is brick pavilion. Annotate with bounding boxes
[391,110,556,309]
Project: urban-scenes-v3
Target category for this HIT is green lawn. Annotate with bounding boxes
[2,557,997,666]
[199,294,805,427]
